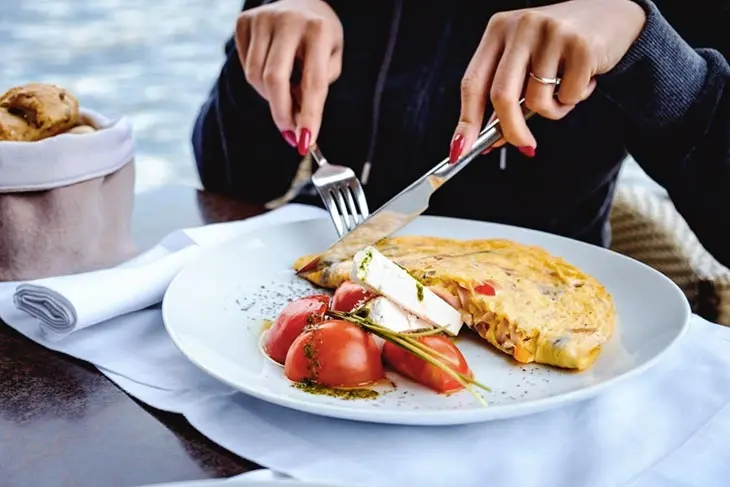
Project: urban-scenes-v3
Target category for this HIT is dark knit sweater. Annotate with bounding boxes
[192,0,730,266]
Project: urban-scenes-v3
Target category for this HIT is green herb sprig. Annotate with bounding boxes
[328,310,490,406]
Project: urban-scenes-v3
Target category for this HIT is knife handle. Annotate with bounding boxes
[431,99,534,181]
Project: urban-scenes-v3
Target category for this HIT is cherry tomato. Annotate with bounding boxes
[382,335,472,394]
[264,295,330,364]
[284,319,384,387]
[331,281,375,312]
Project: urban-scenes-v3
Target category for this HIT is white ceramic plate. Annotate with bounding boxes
[141,479,341,487]
[162,216,690,426]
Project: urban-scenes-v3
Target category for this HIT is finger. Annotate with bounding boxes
[262,27,301,136]
[483,140,507,155]
[556,40,594,106]
[234,15,252,77]
[490,40,537,153]
[481,112,505,155]
[582,78,597,100]
[327,51,343,84]
[525,42,572,120]
[244,19,273,99]
[451,32,504,164]
[295,29,331,156]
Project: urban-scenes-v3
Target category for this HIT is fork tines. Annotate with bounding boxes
[320,181,369,236]
[309,145,370,238]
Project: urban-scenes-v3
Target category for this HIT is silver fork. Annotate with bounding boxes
[310,144,370,237]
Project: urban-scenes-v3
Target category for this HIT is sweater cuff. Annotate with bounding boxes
[597,0,708,128]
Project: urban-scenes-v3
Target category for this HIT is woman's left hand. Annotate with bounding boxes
[450,0,646,162]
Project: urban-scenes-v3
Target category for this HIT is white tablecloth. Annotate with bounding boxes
[2,204,729,487]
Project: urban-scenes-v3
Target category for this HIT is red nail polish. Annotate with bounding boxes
[297,128,311,156]
[449,134,465,164]
[518,146,536,158]
[281,130,297,148]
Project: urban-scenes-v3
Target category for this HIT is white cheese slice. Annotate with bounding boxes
[351,246,463,335]
[361,296,432,334]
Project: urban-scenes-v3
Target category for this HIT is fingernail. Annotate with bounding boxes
[449,134,465,164]
[481,147,492,155]
[281,130,297,148]
[518,146,536,158]
[297,128,311,156]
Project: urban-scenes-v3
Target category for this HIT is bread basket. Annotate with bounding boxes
[0,83,137,281]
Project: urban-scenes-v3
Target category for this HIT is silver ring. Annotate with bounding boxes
[529,72,562,86]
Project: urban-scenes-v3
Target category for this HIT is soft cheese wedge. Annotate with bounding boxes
[351,246,463,335]
[361,296,433,333]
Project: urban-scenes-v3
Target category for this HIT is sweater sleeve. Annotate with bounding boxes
[596,0,730,267]
[191,0,304,204]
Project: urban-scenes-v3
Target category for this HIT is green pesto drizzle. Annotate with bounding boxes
[358,249,373,273]
[293,380,379,400]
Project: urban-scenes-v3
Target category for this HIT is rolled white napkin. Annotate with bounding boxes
[12,203,327,341]
[14,246,200,341]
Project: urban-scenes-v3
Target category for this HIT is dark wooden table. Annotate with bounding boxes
[1,186,269,487]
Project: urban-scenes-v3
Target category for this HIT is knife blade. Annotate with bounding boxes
[296,100,534,274]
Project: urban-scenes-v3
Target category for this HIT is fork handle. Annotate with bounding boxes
[309,144,328,167]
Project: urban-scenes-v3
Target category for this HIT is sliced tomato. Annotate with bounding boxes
[474,282,496,296]
[284,319,384,387]
[382,335,472,394]
[263,295,330,364]
[331,281,375,312]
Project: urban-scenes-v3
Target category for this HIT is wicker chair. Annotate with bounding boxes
[610,185,730,325]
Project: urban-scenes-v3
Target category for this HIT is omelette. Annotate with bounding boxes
[294,237,616,370]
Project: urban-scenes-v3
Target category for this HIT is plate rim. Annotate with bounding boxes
[140,478,340,487]
[162,215,691,426]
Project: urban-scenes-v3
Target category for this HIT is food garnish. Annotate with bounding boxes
[292,380,380,400]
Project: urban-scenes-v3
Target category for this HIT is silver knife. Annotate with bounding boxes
[297,100,535,274]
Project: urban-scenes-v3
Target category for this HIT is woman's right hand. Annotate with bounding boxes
[235,0,343,155]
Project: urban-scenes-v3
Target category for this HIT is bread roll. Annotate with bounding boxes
[0,83,80,142]
[68,125,96,135]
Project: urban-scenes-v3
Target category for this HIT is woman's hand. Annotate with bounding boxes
[450,0,646,162]
[235,0,343,155]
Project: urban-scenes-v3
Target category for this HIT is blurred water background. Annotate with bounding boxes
[0,0,662,195]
